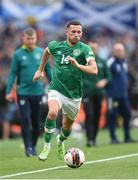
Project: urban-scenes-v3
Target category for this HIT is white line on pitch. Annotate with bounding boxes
[0,153,138,179]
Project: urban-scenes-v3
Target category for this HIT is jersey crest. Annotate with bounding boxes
[35,53,41,60]
[73,49,81,56]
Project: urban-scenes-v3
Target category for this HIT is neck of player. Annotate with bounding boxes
[66,38,77,47]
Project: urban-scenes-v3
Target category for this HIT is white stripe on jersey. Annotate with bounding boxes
[47,47,50,54]
[107,57,115,67]
[86,56,95,63]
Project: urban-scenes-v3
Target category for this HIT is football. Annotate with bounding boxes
[64,147,85,168]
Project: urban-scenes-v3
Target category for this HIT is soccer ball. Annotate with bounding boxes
[64,148,85,168]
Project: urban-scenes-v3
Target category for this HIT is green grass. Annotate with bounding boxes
[0,128,138,179]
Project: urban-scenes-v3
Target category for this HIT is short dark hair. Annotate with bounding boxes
[66,20,82,28]
[23,27,36,36]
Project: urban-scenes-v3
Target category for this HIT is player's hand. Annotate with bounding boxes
[67,56,79,67]
[6,94,14,102]
[33,70,44,82]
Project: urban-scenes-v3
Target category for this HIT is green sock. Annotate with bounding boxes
[59,127,71,142]
[44,118,56,143]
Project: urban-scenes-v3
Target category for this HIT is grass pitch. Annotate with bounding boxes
[0,128,138,179]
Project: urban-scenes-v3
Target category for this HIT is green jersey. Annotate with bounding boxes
[48,40,95,99]
[6,46,52,95]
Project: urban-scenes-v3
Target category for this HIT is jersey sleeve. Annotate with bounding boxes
[6,52,19,94]
[48,41,57,55]
[83,45,95,63]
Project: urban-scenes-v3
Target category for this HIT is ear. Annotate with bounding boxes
[64,29,68,36]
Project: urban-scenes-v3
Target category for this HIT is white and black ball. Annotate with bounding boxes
[64,148,85,168]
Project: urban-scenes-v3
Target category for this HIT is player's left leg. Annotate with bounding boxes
[57,96,81,160]
[57,115,73,160]
[119,98,135,143]
[92,95,104,145]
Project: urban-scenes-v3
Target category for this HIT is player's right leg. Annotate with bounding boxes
[39,92,61,161]
[39,143,51,161]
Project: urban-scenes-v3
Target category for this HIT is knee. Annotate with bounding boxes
[48,109,58,119]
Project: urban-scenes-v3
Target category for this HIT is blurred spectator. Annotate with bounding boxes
[106,43,136,144]
[128,65,138,110]
[0,78,18,139]
[0,78,9,139]
[97,36,111,60]
[6,27,52,157]
[83,42,111,147]
[1,22,15,41]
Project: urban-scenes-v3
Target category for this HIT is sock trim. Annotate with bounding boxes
[61,131,67,139]
[44,127,55,133]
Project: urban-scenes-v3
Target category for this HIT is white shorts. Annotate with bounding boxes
[48,90,82,120]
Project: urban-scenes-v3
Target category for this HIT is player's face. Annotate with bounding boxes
[65,25,83,45]
[23,33,37,49]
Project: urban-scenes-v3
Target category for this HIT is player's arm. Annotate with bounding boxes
[68,56,98,75]
[6,53,18,102]
[33,47,50,81]
[96,61,112,88]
